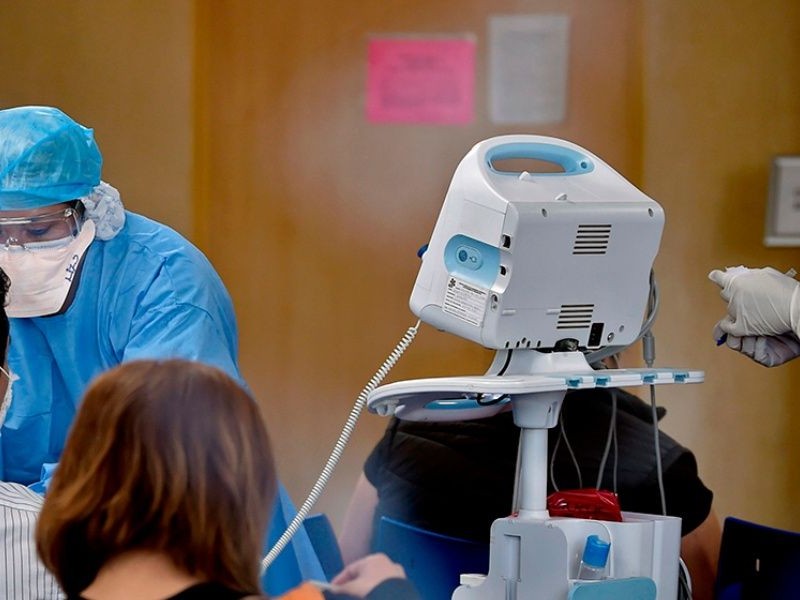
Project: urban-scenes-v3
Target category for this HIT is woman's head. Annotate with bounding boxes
[36,359,276,594]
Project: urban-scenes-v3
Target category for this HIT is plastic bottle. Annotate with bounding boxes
[577,535,610,580]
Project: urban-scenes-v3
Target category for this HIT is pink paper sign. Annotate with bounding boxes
[366,37,475,125]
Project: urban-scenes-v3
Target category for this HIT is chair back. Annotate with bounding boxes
[715,516,800,599]
[374,516,489,600]
[302,513,345,581]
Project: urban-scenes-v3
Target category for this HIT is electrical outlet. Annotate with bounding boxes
[764,156,800,246]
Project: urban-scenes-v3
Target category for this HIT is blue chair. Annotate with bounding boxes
[303,513,345,581]
[374,516,489,600]
[715,516,800,599]
[260,487,328,594]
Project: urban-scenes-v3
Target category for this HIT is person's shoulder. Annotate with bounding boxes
[98,211,216,274]
[564,387,666,423]
[0,481,43,511]
[114,211,192,246]
[393,409,516,447]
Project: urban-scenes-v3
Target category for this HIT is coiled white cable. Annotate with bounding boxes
[261,320,421,573]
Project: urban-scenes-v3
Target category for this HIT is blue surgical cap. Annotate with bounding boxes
[0,106,102,210]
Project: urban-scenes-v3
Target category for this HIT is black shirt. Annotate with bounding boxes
[70,579,420,600]
[365,388,713,542]
[71,582,248,600]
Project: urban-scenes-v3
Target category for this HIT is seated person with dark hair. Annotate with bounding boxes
[35,358,419,600]
[341,382,721,600]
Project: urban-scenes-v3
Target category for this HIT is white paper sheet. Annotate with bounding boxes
[488,14,570,124]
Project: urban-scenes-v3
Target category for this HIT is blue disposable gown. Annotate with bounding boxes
[0,211,325,593]
[1,212,240,483]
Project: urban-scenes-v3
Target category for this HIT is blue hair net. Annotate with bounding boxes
[0,106,102,210]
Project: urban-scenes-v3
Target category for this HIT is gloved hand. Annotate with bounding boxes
[713,323,800,367]
[708,266,800,337]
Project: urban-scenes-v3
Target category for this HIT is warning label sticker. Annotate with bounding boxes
[443,277,489,326]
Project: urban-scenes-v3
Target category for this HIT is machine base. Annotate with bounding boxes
[452,512,681,600]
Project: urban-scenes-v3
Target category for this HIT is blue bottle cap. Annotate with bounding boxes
[581,535,611,568]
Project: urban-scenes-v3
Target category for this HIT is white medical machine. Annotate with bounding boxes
[367,135,703,599]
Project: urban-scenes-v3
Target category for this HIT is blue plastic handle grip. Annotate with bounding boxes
[485,142,594,175]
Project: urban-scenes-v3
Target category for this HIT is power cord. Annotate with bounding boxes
[595,388,618,491]
[260,320,420,573]
[641,289,686,596]
[642,328,667,518]
[678,557,693,599]
[549,411,583,492]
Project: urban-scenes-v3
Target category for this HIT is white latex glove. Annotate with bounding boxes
[713,323,800,367]
[708,266,800,337]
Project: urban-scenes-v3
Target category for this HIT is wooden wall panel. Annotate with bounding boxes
[642,1,800,529]
[0,0,194,235]
[195,0,643,529]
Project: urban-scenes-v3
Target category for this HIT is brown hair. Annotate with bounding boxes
[0,267,9,365]
[36,359,276,595]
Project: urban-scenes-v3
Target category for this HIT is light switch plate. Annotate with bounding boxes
[765,155,800,246]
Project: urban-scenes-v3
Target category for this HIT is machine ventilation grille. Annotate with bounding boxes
[573,224,611,255]
[557,304,594,329]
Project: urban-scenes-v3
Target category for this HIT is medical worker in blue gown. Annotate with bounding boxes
[0,105,325,594]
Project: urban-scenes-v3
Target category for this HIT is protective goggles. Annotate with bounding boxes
[0,205,84,250]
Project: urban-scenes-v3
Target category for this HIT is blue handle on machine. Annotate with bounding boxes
[485,141,595,175]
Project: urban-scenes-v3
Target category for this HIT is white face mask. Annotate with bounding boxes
[0,365,16,429]
[0,219,96,318]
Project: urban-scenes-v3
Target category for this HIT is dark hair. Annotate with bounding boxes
[36,359,277,595]
[0,268,9,365]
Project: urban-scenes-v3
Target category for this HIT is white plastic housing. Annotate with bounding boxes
[410,135,664,350]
